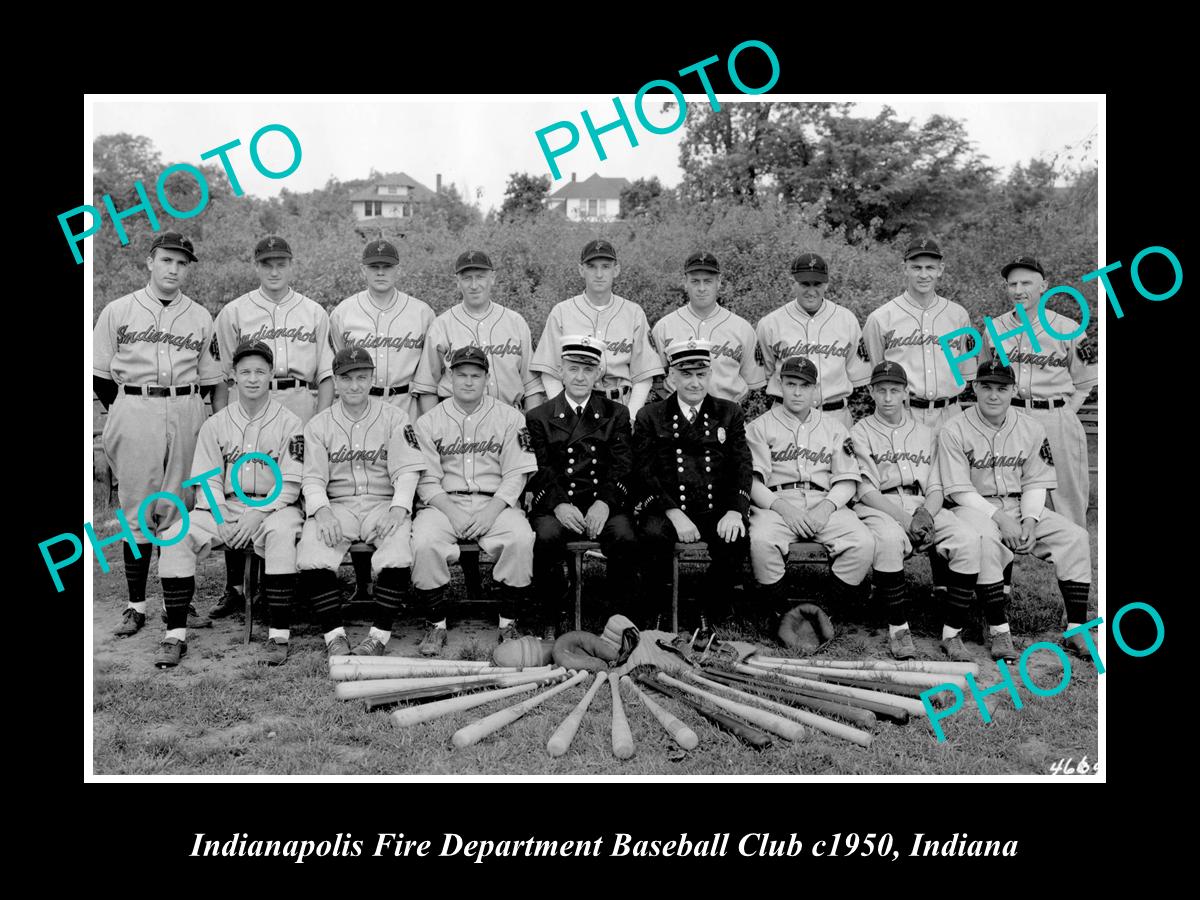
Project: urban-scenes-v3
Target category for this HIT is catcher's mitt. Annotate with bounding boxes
[777,603,835,653]
[908,507,936,551]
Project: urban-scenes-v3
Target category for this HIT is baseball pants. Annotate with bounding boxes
[159,504,303,577]
[296,495,413,574]
[952,498,1091,584]
[1027,404,1090,527]
[104,391,205,543]
[767,398,852,430]
[749,488,874,587]
[532,511,638,615]
[411,493,534,590]
[638,509,748,613]
[907,401,965,438]
[855,493,1004,577]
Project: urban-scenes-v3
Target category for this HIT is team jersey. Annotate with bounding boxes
[302,398,425,504]
[746,405,860,491]
[190,399,303,508]
[937,407,1057,498]
[531,294,664,393]
[849,412,942,497]
[414,395,538,499]
[92,288,223,387]
[215,289,334,384]
[863,293,977,399]
[651,304,766,401]
[985,308,1098,401]
[755,300,872,402]
[329,290,435,392]
[411,301,541,406]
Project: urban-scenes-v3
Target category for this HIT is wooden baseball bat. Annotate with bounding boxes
[391,681,546,727]
[364,679,504,711]
[634,674,773,750]
[609,671,635,759]
[658,673,806,742]
[328,655,496,668]
[738,663,927,715]
[684,671,871,747]
[546,671,607,757]
[753,656,980,676]
[699,670,877,729]
[330,663,547,681]
[797,671,951,700]
[335,668,565,701]
[747,660,967,690]
[452,670,589,749]
[621,675,699,750]
[706,668,908,722]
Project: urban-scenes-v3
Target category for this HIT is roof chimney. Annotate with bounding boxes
[436,173,442,193]
[571,172,577,182]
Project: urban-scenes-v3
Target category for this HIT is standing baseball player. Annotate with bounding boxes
[745,356,876,643]
[985,255,1097,527]
[531,239,663,421]
[154,341,306,667]
[210,235,335,621]
[850,361,1011,660]
[632,340,751,637]
[410,347,539,655]
[296,347,427,658]
[650,251,766,403]
[93,232,226,637]
[863,237,977,435]
[937,359,1093,661]
[525,335,638,636]
[755,252,873,427]
[413,250,545,413]
[330,238,435,605]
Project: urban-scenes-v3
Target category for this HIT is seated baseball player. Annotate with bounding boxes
[410,347,539,655]
[632,339,751,638]
[850,361,1011,661]
[297,347,427,658]
[525,335,638,636]
[155,341,305,667]
[938,359,1093,662]
[745,356,876,641]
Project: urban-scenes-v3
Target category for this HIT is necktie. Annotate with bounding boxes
[575,405,584,418]
[687,406,697,423]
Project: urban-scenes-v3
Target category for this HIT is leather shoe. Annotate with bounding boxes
[326,633,351,657]
[889,627,918,660]
[207,588,245,619]
[153,637,187,668]
[418,625,448,657]
[990,630,1019,662]
[262,638,288,666]
[940,634,972,662]
[350,635,387,657]
[114,608,145,637]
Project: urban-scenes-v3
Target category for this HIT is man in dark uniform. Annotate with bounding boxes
[632,339,752,637]
[525,335,638,637]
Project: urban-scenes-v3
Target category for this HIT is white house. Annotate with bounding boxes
[351,173,439,221]
[546,173,629,222]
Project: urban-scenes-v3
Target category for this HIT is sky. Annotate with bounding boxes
[90,96,1099,215]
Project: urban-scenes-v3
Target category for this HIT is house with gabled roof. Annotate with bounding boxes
[546,172,630,222]
[351,172,440,221]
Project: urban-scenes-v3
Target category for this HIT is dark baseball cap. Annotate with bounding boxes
[232,340,274,368]
[779,356,818,385]
[869,360,908,387]
[975,358,1017,385]
[362,239,400,265]
[333,346,375,375]
[904,237,943,260]
[684,251,721,274]
[449,346,490,372]
[150,231,197,262]
[254,235,292,262]
[455,250,494,274]
[790,252,828,282]
[1001,255,1045,279]
[580,239,617,263]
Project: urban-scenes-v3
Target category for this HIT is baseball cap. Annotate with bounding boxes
[150,231,197,262]
[362,239,400,265]
[975,358,1017,385]
[684,251,721,274]
[561,334,603,365]
[903,237,943,260]
[449,346,490,372]
[869,360,908,387]
[790,252,828,283]
[1000,255,1045,279]
[232,340,274,368]
[333,346,375,375]
[455,250,494,274]
[580,239,617,263]
[666,339,712,371]
[779,356,818,385]
[254,235,292,262]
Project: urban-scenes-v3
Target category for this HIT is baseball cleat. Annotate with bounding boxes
[261,638,288,666]
[990,630,1019,662]
[206,587,245,619]
[326,634,351,658]
[889,627,918,660]
[350,635,387,657]
[153,638,187,668]
[114,608,146,637]
[418,625,448,657]
[497,622,524,644]
[940,634,972,662]
[1063,632,1093,661]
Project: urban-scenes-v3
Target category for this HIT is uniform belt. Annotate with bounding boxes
[770,481,822,493]
[983,492,1024,500]
[884,485,922,496]
[271,377,313,390]
[1012,397,1066,409]
[369,385,410,396]
[821,399,846,411]
[121,384,198,397]
[447,489,495,497]
[596,385,631,400]
[908,395,959,409]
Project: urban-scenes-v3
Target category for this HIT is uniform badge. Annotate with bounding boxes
[518,427,532,452]
[856,339,870,362]
[404,424,419,450]
[754,344,764,367]
[288,435,304,462]
[843,437,855,457]
[209,334,220,360]
[1040,438,1054,466]
[717,426,726,444]
[648,332,658,352]
[1076,337,1097,364]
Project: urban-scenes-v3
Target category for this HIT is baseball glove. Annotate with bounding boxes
[777,603,835,653]
[908,507,936,551]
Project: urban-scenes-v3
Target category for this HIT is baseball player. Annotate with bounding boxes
[154,341,305,667]
[632,340,751,637]
[755,252,872,427]
[850,361,1012,660]
[937,359,1093,661]
[330,238,435,605]
[410,347,539,655]
[525,335,638,636]
[531,240,663,421]
[985,255,1097,527]
[296,347,427,658]
[93,231,226,638]
[650,251,766,403]
[745,356,876,642]
[863,237,977,435]
[413,250,545,413]
[210,235,335,621]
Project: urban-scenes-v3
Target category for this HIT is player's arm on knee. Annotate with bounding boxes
[856,487,909,525]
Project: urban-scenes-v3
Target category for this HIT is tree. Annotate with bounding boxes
[93,134,162,207]
[499,172,550,221]
[619,177,671,218]
[421,181,482,233]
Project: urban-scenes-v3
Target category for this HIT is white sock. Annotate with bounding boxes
[1003,585,1012,595]
[431,619,447,630]
[268,628,290,643]
[165,627,187,642]
[129,601,147,614]
[989,623,1011,636]
[368,627,391,644]
[942,625,962,640]
[889,623,909,638]
[324,626,347,646]
[498,616,515,629]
